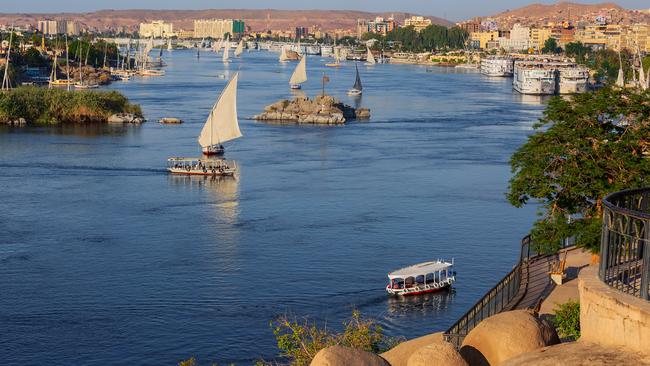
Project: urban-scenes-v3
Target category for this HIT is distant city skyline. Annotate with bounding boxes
[1,0,649,21]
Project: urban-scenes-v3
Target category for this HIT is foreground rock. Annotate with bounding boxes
[108,113,146,124]
[311,345,390,366]
[460,310,559,366]
[381,332,444,366]
[254,95,370,125]
[159,117,183,124]
[501,341,650,366]
[407,342,468,366]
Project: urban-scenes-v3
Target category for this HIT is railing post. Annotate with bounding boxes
[599,208,610,281]
[643,219,650,301]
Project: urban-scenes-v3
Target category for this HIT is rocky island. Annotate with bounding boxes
[254,95,370,125]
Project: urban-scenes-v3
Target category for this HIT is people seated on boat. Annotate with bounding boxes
[416,275,425,285]
[405,277,415,288]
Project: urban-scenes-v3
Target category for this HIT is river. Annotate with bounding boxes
[0,50,546,365]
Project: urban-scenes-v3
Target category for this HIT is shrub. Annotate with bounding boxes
[552,300,580,341]
[270,310,401,366]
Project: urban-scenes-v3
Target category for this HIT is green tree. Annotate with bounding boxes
[564,42,589,64]
[507,87,650,253]
[542,38,560,54]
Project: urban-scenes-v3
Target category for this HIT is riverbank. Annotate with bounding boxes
[0,86,142,125]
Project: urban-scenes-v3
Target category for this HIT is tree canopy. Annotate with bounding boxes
[542,38,560,54]
[362,25,467,52]
[508,87,650,253]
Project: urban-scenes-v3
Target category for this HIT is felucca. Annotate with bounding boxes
[75,43,99,89]
[168,73,241,176]
[49,38,74,87]
[234,40,244,57]
[167,38,172,51]
[365,47,376,65]
[1,25,13,91]
[325,47,342,67]
[289,55,307,89]
[222,35,231,63]
[279,45,289,63]
[347,63,363,96]
[615,52,625,88]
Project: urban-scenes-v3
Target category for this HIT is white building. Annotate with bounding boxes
[500,23,531,51]
[37,20,66,35]
[139,20,174,38]
[193,19,233,39]
[404,16,432,32]
[66,21,80,36]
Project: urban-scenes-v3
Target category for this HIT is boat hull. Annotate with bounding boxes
[387,282,452,296]
[168,167,235,176]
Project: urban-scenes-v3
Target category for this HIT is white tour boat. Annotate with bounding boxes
[386,259,456,296]
[167,157,237,176]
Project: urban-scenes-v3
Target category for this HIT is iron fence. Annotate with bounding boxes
[600,188,650,300]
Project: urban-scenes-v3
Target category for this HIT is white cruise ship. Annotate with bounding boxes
[320,46,334,58]
[557,64,590,94]
[513,61,558,95]
[480,56,515,77]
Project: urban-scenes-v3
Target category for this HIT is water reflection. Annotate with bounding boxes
[0,123,140,137]
[513,94,550,106]
[386,289,456,317]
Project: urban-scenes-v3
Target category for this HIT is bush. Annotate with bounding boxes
[0,86,141,124]
[270,310,401,366]
[552,301,580,341]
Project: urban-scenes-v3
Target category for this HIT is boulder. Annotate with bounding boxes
[108,113,145,124]
[407,342,468,366]
[159,117,183,124]
[460,310,560,366]
[310,345,390,366]
[381,333,444,366]
[500,341,650,366]
[356,108,371,119]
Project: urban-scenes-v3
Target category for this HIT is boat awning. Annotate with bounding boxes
[388,261,453,280]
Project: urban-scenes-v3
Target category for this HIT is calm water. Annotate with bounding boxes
[0,50,546,365]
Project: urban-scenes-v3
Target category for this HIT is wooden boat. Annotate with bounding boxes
[386,259,456,296]
[347,63,363,96]
[167,157,236,176]
[222,35,231,63]
[289,55,307,89]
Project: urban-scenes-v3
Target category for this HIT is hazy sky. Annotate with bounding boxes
[2,0,649,21]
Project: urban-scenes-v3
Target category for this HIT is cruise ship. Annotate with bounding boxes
[557,64,590,94]
[513,61,558,95]
[480,56,515,77]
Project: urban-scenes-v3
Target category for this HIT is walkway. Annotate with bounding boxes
[538,248,592,317]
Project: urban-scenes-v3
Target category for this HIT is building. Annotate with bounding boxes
[139,20,174,38]
[193,19,245,39]
[530,28,553,51]
[364,17,397,36]
[66,21,80,36]
[176,29,194,39]
[295,27,308,39]
[498,23,531,51]
[459,21,481,34]
[470,31,499,49]
[37,20,66,35]
[404,16,432,32]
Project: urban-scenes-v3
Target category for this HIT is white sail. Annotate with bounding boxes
[222,36,230,62]
[366,47,376,64]
[279,46,289,62]
[334,47,341,63]
[616,53,625,88]
[296,40,302,56]
[198,73,242,148]
[640,65,647,91]
[289,56,307,85]
[234,40,244,57]
[167,39,172,51]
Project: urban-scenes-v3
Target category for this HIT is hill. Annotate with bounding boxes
[0,9,454,33]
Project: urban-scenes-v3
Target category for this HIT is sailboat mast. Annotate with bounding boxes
[65,35,71,91]
[1,25,14,91]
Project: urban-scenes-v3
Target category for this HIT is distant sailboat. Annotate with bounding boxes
[234,40,244,57]
[279,45,289,63]
[366,47,376,65]
[347,63,363,96]
[615,52,625,88]
[198,73,242,156]
[222,35,231,63]
[325,47,342,67]
[167,38,172,51]
[289,56,307,89]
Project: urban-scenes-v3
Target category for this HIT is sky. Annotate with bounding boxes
[2,0,649,21]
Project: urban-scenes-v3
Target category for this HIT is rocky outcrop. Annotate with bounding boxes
[381,332,444,366]
[500,341,650,366]
[254,95,370,125]
[108,113,145,124]
[407,342,468,366]
[460,310,560,366]
[159,117,183,124]
[310,345,391,366]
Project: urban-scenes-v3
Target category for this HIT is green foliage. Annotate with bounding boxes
[0,86,141,124]
[270,310,400,366]
[508,87,650,253]
[542,38,560,54]
[363,25,467,52]
[552,301,580,341]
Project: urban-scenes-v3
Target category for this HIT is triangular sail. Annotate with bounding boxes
[222,36,230,62]
[353,64,362,91]
[279,46,288,62]
[198,73,242,148]
[616,54,625,88]
[289,56,307,85]
[235,40,244,57]
[366,47,376,64]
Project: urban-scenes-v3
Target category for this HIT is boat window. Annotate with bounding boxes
[426,273,434,283]
[440,271,447,280]
[415,275,425,284]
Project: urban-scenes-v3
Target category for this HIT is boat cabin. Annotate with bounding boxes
[386,259,455,296]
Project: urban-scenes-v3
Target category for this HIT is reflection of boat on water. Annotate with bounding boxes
[387,259,456,296]
[386,287,455,315]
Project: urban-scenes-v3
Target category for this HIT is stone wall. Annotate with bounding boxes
[579,266,650,356]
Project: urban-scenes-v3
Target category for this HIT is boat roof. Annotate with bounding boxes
[388,260,453,279]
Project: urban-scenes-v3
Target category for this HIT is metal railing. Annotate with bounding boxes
[443,236,537,348]
[600,188,650,300]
